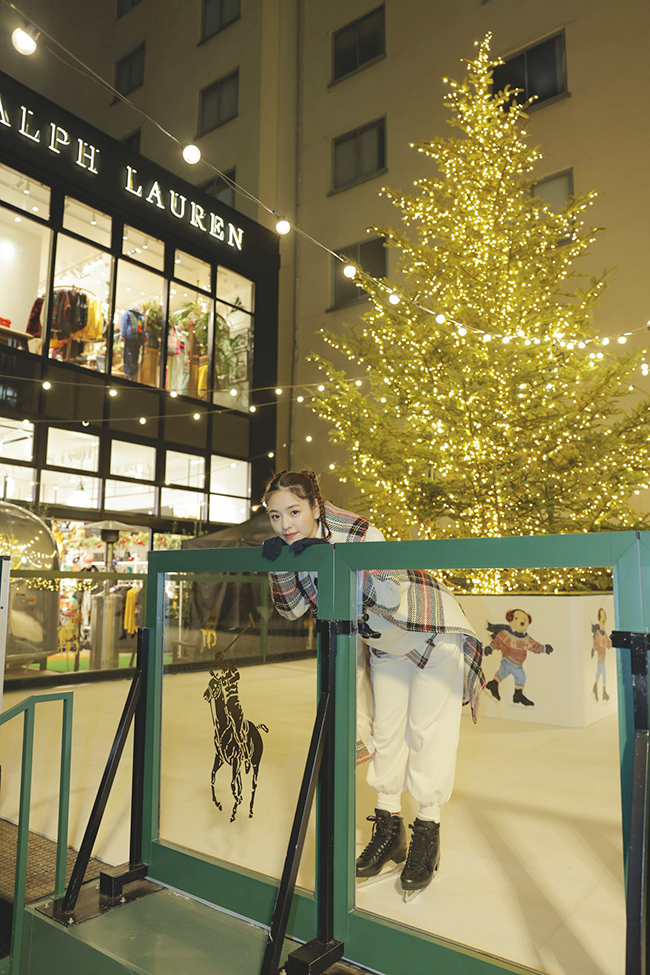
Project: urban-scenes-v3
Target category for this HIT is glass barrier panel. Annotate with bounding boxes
[159,570,317,891]
[50,233,111,371]
[352,564,624,975]
[0,205,52,354]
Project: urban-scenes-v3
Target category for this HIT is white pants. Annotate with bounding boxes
[366,635,464,822]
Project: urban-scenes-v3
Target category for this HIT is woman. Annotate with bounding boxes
[262,469,483,896]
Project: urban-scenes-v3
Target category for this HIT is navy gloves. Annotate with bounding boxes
[261,536,330,560]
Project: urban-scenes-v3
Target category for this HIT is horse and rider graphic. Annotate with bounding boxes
[202,615,268,822]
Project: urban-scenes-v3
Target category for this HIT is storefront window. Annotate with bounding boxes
[210,455,249,495]
[160,487,205,520]
[50,233,111,371]
[104,479,157,514]
[39,470,101,508]
[123,225,165,272]
[0,206,52,353]
[213,300,252,408]
[46,427,99,472]
[166,450,205,488]
[113,260,165,386]
[62,197,112,249]
[216,265,254,312]
[0,161,51,221]
[0,462,35,502]
[110,439,156,480]
[174,249,212,293]
[166,289,211,400]
[208,493,250,524]
[0,418,33,461]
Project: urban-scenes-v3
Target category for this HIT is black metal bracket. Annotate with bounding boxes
[260,619,345,975]
[41,628,152,925]
[610,630,650,975]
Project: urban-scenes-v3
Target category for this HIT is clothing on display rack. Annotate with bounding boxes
[124,585,140,636]
[168,324,190,395]
[28,287,107,351]
[120,309,147,380]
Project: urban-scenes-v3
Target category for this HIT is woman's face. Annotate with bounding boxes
[267,489,319,545]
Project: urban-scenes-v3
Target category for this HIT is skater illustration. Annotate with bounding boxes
[262,469,483,900]
[203,662,268,822]
[484,609,553,707]
[591,608,611,702]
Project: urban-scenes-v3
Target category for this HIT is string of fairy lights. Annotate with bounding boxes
[3,0,650,364]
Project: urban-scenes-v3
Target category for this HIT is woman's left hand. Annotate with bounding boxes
[291,537,330,556]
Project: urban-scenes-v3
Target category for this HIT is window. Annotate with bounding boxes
[332,118,385,191]
[534,170,573,212]
[199,71,239,135]
[174,250,211,293]
[166,289,212,401]
[115,44,145,96]
[50,234,111,372]
[104,479,156,513]
[0,463,35,502]
[117,0,142,16]
[121,128,142,153]
[493,33,567,107]
[40,470,101,508]
[202,169,236,210]
[210,455,250,524]
[63,198,112,249]
[202,0,240,41]
[165,450,205,488]
[0,161,51,220]
[110,439,156,480]
[160,487,205,520]
[123,226,164,272]
[0,419,33,462]
[333,6,385,81]
[46,428,100,472]
[0,206,51,350]
[112,261,165,386]
[332,237,386,308]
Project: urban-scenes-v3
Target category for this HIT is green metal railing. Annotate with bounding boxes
[0,692,73,975]
[142,530,650,975]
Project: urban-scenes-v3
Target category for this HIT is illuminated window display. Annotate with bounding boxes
[112,260,165,386]
[50,232,111,370]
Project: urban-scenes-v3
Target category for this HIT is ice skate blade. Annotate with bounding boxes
[356,861,403,888]
[402,886,424,903]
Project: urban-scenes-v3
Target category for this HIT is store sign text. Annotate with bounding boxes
[125,166,243,251]
[0,93,244,251]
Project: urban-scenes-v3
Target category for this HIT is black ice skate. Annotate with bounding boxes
[486,679,501,701]
[513,688,534,707]
[400,819,440,902]
[356,809,407,882]
[603,686,610,702]
[592,681,598,703]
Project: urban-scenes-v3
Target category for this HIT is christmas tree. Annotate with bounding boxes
[309,35,650,570]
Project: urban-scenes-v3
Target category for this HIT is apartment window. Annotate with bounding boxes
[115,44,145,96]
[534,170,573,212]
[493,32,566,107]
[199,71,239,135]
[202,169,236,210]
[333,237,386,308]
[333,118,385,191]
[202,0,240,41]
[117,0,142,16]
[121,128,141,153]
[333,6,385,81]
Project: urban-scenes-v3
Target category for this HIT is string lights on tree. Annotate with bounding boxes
[305,35,650,592]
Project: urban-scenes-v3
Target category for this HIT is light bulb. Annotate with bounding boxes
[109,388,117,397]
[170,390,178,398]
[388,293,400,305]
[618,336,627,344]
[268,452,274,458]
[297,395,304,403]
[275,388,283,395]
[193,412,200,420]
[275,219,291,235]
[42,381,51,390]
[435,313,446,324]
[182,144,201,165]
[12,26,39,56]
[139,417,146,425]
[249,405,256,413]
[229,388,238,397]
[343,264,356,279]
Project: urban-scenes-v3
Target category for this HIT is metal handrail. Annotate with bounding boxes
[0,692,73,975]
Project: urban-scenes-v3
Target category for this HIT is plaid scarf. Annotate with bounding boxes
[269,502,485,721]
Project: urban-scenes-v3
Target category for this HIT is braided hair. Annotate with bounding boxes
[263,469,332,539]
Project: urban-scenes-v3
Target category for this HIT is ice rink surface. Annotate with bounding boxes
[0,659,624,975]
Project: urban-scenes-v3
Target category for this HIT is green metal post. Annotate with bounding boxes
[55,695,74,897]
[141,558,166,862]
[10,703,35,975]
[260,577,269,663]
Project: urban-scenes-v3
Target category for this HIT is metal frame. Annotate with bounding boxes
[0,692,73,975]
[139,531,649,975]
[0,555,10,713]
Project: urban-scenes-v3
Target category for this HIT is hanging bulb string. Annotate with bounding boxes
[2,0,649,350]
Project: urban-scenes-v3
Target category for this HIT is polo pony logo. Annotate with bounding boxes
[203,659,268,822]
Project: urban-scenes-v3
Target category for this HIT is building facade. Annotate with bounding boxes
[0,0,648,507]
[0,69,279,536]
